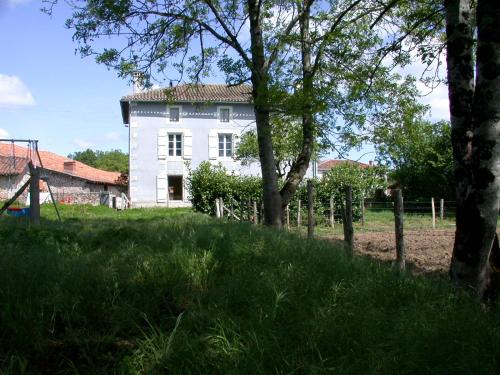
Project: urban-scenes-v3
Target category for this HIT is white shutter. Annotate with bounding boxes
[158,129,167,159]
[208,130,218,159]
[233,131,241,159]
[183,130,192,160]
[157,174,167,203]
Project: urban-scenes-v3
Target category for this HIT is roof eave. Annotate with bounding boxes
[120,100,130,125]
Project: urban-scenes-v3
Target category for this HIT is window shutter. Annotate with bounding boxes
[233,131,241,159]
[208,130,218,160]
[158,129,167,159]
[156,174,167,203]
[183,130,192,159]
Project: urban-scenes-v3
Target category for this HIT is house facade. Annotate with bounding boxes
[120,84,259,207]
[0,143,126,204]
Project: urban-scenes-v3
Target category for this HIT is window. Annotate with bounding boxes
[168,134,182,157]
[218,134,233,157]
[169,107,180,122]
[219,107,230,123]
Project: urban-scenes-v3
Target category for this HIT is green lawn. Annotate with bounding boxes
[0,205,499,374]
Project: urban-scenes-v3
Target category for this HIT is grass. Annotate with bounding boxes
[0,205,499,374]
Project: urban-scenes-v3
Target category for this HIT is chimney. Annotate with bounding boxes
[64,161,76,174]
[132,72,145,94]
[369,160,373,166]
[169,80,173,88]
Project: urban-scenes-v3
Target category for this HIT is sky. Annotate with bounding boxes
[0,0,450,162]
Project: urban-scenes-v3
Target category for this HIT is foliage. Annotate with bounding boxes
[0,206,499,374]
[187,161,262,214]
[374,120,453,201]
[68,148,129,174]
[188,161,385,222]
[237,116,327,178]
[45,0,445,225]
[288,162,386,222]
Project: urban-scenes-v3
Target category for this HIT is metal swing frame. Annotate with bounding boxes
[0,138,61,222]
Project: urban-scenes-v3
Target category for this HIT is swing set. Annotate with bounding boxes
[0,139,61,224]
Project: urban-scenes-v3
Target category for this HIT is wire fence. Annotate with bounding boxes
[214,196,459,233]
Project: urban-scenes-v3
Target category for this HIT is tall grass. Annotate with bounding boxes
[0,206,499,374]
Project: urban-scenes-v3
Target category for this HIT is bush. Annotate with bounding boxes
[187,162,262,215]
[188,162,386,223]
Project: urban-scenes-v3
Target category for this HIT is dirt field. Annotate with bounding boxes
[328,230,456,274]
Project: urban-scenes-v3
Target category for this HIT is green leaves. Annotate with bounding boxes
[68,149,129,174]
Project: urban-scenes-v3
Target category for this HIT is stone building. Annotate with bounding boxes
[0,143,126,205]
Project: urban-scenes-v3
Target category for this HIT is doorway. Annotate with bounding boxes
[168,175,183,201]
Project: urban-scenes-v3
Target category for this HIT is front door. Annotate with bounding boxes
[168,175,183,201]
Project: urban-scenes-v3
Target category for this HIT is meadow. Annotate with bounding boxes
[0,205,499,374]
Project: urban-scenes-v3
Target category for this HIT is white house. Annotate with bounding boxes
[120,83,259,207]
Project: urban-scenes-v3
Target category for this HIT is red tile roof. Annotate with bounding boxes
[0,143,125,185]
[0,156,28,176]
[121,83,253,103]
[318,159,371,171]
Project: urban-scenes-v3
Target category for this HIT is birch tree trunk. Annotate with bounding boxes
[446,0,500,300]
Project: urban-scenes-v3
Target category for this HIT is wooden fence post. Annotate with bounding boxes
[307,180,314,239]
[297,199,301,228]
[343,185,353,253]
[219,197,224,219]
[286,204,290,230]
[440,198,444,221]
[330,196,335,229]
[215,198,220,218]
[393,189,405,271]
[431,197,436,229]
[360,195,365,227]
[253,201,258,225]
[28,162,40,226]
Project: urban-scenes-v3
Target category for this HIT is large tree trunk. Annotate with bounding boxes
[248,0,283,227]
[280,0,315,209]
[447,0,500,300]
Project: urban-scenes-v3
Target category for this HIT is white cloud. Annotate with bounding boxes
[72,139,96,149]
[0,128,9,138]
[417,82,450,121]
[0,74,35,107]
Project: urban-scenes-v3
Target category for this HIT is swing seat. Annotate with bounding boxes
[7,207,30,217]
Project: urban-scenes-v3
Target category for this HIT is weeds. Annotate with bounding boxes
[0,205,499,373]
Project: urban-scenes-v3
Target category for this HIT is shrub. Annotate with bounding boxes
[187,162,262,214]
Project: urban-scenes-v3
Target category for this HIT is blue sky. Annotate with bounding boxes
[0,0,449,162]
[0,0,130,156]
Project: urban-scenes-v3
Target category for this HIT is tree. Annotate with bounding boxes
[445,0,500,300]
[45,0,439,227]
[375,120,454,201]
[236,116,327,179]
[69,149,129,174]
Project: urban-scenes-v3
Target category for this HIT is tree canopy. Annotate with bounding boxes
[68,149,129,174]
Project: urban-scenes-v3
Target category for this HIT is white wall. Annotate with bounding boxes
[129,102,259,206]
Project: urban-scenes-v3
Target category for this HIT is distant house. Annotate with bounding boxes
[317,159,373,179]
[0,143,126,204]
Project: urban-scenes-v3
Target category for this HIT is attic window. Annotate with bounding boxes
[219,107,230,123]
[169,107,180,122]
